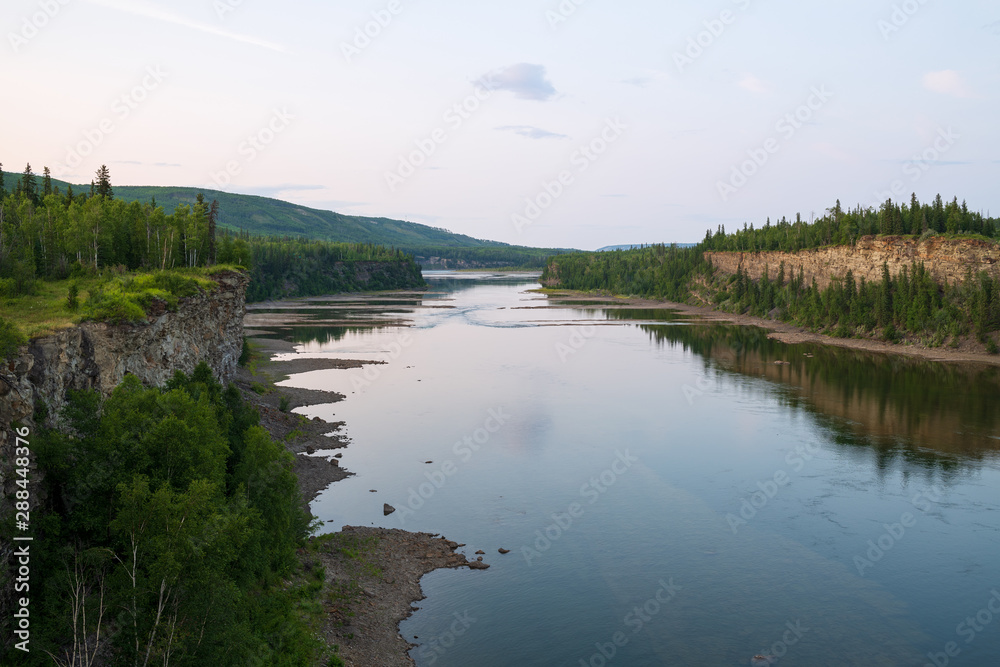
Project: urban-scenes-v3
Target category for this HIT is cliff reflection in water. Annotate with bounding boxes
[610,312,1000,468]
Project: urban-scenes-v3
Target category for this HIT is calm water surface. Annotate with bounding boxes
[257,273,1000,666]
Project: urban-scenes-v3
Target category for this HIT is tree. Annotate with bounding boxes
[21,163,39,204]
[208,199,219,265]
[94,164,113,199]
[43,166,53,197]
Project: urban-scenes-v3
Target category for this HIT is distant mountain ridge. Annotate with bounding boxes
[597,243,697,251]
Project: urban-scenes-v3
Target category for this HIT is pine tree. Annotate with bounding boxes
[42,166,52,197]
[0,162,5,196]
[94,164,113,199]
[21,163,38,204]
[208,199,219,265]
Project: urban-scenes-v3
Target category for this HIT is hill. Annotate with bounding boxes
[6,173,575,267]
[597,243,697,251]
[111,186,499,248]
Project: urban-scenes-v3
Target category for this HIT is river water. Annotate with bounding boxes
[254,273,1000,666]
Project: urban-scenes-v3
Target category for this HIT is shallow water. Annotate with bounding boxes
[264,273,1000,666]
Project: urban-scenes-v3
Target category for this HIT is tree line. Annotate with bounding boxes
[701,195,998,253]
[542,195,1000,347]
[0,163,424,301]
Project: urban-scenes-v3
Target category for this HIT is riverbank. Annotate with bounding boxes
[237,333,489,666]
[537,289,1000,367]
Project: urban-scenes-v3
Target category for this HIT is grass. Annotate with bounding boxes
[0,266,244,340]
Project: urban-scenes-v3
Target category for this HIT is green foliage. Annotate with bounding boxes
[0,314,27,360]
[65,280,80,311]
[699,195,997,253]
[239,336,253,367]
[78,272,213,324]
[541,244,707,302]
[545,195,1000,348]
[241,236,426,301]
[16,364,320,666]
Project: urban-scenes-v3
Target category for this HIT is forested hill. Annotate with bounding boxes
[13,172,574,267]
[111,185,494,247]
[541,196,1000,352]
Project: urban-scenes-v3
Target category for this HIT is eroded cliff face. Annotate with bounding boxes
[705,236,1000,289]
[0,270,248,497]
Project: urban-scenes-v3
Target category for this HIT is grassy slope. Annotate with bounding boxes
[112,185,504,247]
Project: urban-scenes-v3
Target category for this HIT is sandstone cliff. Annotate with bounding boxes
[705,236,1000,289]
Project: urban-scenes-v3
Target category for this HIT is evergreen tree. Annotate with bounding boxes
[42,166,52,197]
[94,164,113,199]
[209,199,219,265]
[21,163,38,204]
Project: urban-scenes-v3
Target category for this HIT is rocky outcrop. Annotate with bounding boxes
[0,271,248,628]
[705,236,1000,289]
[0,270,248,511]
[1,270,248,428]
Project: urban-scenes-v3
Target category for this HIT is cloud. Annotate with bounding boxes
[985,20,1000,35]
[83,0,286,52]
[495,125,568,140]
[738,74,771,94]
[487,63,557,101]
[922,70,976,98]
[152,162,181,168]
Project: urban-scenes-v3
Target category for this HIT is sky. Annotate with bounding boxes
[1,0,998,250]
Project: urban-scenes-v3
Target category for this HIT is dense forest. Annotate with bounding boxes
[2,364,327,666]
[0,163,424,304]
[409,244,571,270]
[700,195,997,253]
[543,196,1000,348]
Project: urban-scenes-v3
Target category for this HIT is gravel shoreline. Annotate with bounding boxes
[237,335,489,666]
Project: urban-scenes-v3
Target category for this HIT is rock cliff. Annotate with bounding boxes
[0,269,248,507]
[705,236,1000,289]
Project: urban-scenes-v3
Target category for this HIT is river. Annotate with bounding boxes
[251,272,1000,666]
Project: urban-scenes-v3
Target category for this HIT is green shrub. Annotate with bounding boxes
[0,316,27,361]
[82,287,147,324]
[239,337,252,367]
[66,281,80,311]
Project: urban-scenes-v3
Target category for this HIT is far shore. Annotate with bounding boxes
[537,289,1000,368]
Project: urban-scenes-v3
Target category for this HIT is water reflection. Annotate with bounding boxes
[628,320,1000,466]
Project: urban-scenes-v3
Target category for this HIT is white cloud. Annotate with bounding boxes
[486,64,557,101]
[922,70,976,98]
[83,0,286,53]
